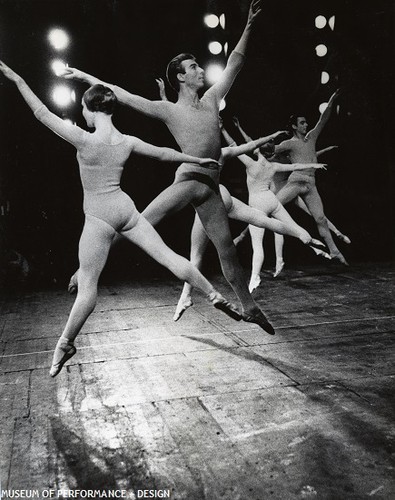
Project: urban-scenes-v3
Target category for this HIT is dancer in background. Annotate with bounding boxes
[0,60,243,377]
[62,0,277,335]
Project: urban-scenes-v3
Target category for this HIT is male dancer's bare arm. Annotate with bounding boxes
[271,162,327,172]
[62,67,169,121]
[207,0,262,102]
[317,145,338,157]
[222,131,287,161]
[307,89,340,141]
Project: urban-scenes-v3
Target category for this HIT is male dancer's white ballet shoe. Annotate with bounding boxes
[241,307,275,335]
[248,274,261,293]
[173,295,194,321]
[68,272,78,295]
[330,252,349,266]
[273,260,285,278]
[49,338,76,377]
[208,292,242,321]
[310,247,332,260]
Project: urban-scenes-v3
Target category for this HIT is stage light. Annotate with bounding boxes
[220,99,226,111]
[52,85,72,107]
[48,28,69,50]
[224,42,228,56]
[204,14,219,28]
[51,59,67,76]
[208,41,222,55]
[315,44,328,57]
[329,15,335,31]
[206,64,224,84]
[315,15,327,29]
[321,71,330,84]
[319,102,328,114]
[220,14,226,29]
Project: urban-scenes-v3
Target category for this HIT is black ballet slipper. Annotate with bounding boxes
[242,309,275,335]
[209,293,242,321]
[330,252,349,266]
[49,341,76,378]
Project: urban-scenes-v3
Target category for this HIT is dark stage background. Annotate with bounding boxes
[0,0,394,286]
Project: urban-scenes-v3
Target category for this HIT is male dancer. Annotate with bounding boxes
[63,0,275,334]
[273,90,348,265]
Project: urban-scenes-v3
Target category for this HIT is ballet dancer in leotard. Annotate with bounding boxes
[62,0,277,335]
[0,60,244,377]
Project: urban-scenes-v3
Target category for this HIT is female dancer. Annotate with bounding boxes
[173,124,328,319]
[0,60,243,376]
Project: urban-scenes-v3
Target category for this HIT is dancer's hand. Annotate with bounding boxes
[232,116,240,127]
[199,158,220,167]
[0,60,22,83]
[312,163,327,170]
[247,0,262,25]
[155,78,167,101]
[272,130,289,139]
[60,66,86,81]
[218,116,224,129]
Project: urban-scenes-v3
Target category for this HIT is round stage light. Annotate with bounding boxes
[315,15,327,29]
[219,99,226,111]
[204,14,219,28]
[205,64,224,84]
[315,44,328,57]
[52,85,72,107]
[208,41,222,55]
[329,15,335,31]
[48,28,69,50]
[51,59,67,76]
[220,14,226,29]
[321,71,330,84]
[319,102,328,114]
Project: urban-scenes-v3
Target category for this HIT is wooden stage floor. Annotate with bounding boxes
[1,262,394,499]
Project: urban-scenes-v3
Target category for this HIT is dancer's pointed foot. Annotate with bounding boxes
[334,231,351,244]
[310,238,326,249]
[208,292,242,321]
[49,338,76,377]
[273,260,285,278]
[68,272,78,295]
[248,274,261,293]
[173,295,193,321]
[242,307,275,335]
[331,251,349,266]
[233,229,248,247]
[310,246,332,260]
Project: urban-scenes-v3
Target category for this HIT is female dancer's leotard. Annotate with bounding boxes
[35,105,141,231]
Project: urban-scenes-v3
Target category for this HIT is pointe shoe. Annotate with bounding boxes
[248,275,261,293]
[334,232,351,244]
[273,261,285,278]
[67,273,78,295]
[242,308,275,335]
[49,340,76,377]
[208,292,242,321]
[173,295,193,321]
[310,246,332,260]
[330,252,349,266]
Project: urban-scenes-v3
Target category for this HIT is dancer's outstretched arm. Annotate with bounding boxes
[317,145,338,157]
[307,89,340,141]
[206,0,261,102]
[222,131,287,161]
[0,61,86,147]
[232,116,253,143]
[270,161,327,173]
[62,67,170,120]
[130,137,219,166]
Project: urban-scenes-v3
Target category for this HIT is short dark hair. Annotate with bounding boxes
[83,84,117,115]
[287,114,304,134]
[166,53,195,91]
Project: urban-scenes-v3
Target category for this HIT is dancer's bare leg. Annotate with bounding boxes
[174,215,210,320]
[248,225,265,292]
[301,186,348,264]
[294,196,351,244]
[273,234,285,278]
[50,216,115,376]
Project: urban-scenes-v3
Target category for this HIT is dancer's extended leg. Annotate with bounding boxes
[248,225,265,292]
[273,234,285,278]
